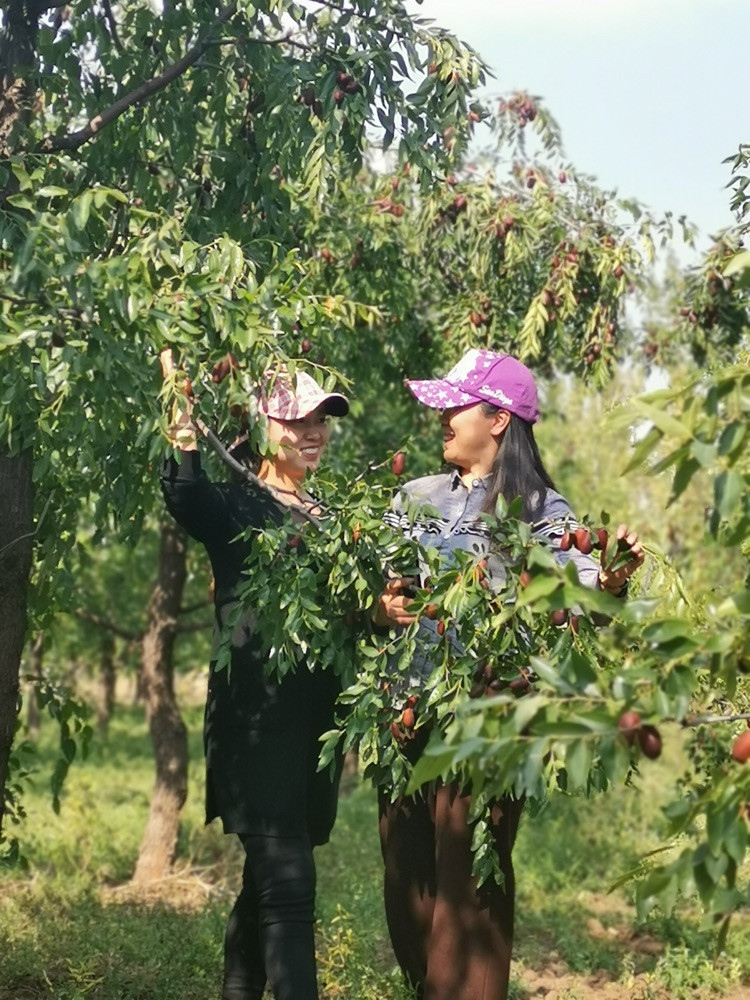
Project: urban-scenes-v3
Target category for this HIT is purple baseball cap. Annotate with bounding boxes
[405,349,539,424]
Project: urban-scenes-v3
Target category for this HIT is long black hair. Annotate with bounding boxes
[479,403,557,522]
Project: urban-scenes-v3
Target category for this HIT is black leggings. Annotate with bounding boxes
[222,833,318,1000]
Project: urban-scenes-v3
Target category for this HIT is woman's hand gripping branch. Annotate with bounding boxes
[372,577,418,628]
[161,348,198,451]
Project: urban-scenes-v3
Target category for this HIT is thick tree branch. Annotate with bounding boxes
[179,598,213,616]
[175,619,213,633]
[0,291,82,318]
[75,602,213,640]
[36,1,239,154]
[75,608,141,642]
[75,588,216,635]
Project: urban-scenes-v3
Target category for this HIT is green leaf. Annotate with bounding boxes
[723,815,748,866]
[714,469,743,519]
[407,744,455,792]
[11,161,33,190]
[72,191,93,230]
[635,868,675,920]
[643,619,698,644]
[723,250,750,276]
[669,457,700,504]
[630,400,693,443]
[513,696,545,734]
[689,440,717,468]
[564,738,592,791]
[620,425,662,475]
[61,737,76,764]
[651,444,690,475]
[619,598,662,623]
[515,575,560,606]
[718,421,747,459]
[715,590,750,617]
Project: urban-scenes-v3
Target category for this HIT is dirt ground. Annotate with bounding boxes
[102,877,748,1000]
[513,890,748,1000]
[516,968,749,1000]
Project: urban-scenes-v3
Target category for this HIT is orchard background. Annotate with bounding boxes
[0,1,748,998]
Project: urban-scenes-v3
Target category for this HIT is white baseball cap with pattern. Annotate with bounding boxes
[259,370,349,420]
[405,349,539,424]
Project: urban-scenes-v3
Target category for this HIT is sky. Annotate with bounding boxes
[409,0,749,262]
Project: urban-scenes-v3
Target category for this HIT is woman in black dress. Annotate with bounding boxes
[160,350,349,1000]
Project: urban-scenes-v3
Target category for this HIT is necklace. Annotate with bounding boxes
[262,481,324,520]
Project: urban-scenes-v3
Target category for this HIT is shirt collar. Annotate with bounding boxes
[449,468,491,491]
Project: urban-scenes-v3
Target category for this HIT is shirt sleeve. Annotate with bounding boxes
[532,491,601,590]
[161,450,238,546]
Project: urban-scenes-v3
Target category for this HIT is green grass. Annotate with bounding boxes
[2,700,749,1000]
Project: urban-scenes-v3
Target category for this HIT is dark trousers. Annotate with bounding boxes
[378,784,524,1000]
[222,832,318,1000]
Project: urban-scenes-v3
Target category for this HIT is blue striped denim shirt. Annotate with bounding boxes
[383,469,601,684]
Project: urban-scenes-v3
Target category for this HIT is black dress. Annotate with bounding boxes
[161,451,342,846]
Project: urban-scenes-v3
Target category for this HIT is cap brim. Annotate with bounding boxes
[405,379,479,410]
[321,393,349,417]
[293,393,349,418]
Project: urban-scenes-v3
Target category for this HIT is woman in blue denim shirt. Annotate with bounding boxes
[374,349,644,1000]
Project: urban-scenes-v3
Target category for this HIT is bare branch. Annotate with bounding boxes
[179,598,213,615]
[202,30,312,53]
[308,0,409,42]
[195,417,321,526]
[175,619,213,633]
[101,0,123,53]
[683,712,750,727]
[240,30,313,53]
[74,608,141,642]
[0,493,53,558]
[99,201,128,259]
[36,2,239,154]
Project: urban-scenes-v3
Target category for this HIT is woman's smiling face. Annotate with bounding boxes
[267,405,331,480]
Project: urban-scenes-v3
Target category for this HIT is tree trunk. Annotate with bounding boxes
[0,450,33,838]
[26,631,43,738]
[96,632,116,737]
[340,747,360,796]
[0,0,38,155]
[0,6,40,826]
[132,520,189,884]
[133,666,145,706]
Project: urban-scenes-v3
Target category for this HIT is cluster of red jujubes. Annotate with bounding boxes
[617,711,662,760]
[298,71,360,118]
[390,694,418,743]
[559,525,630,568]
[498,92,537,127]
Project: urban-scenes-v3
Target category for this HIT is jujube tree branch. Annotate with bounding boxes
[36,2,240,154]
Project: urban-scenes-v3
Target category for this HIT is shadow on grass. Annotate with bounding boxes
[5,714,748,1000]
[2,881,226,1000]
